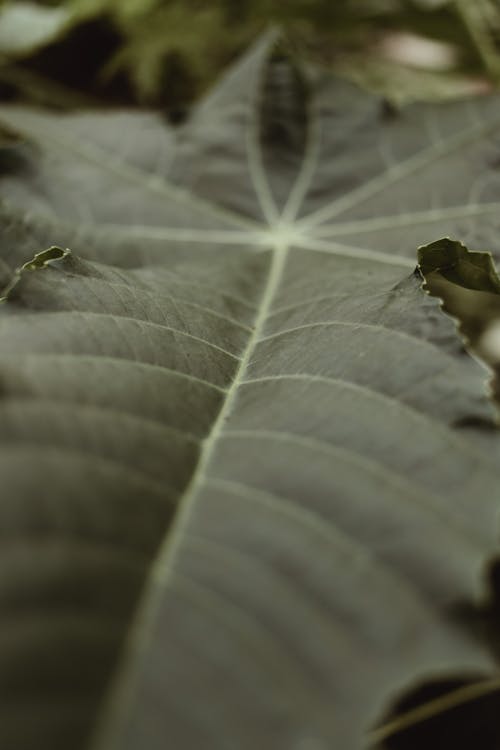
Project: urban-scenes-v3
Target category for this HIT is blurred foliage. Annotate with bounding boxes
[0,0,499,112]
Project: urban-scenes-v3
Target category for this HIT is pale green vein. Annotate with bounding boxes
[246,80,280,225]
[0,111,261,231]
[309,202,500,238]
[203,477,481,609]
[205,475,362,552]
[93,239,289,746]
[296,107,500,228]
[96,225,268,245]
[279,94,322,224]
[132,272,259,312]
[170,567,327,702]
[239,374,494,466]
[240,373,445,431]
[155,570,329,740]
[0,443,179,499]
[151,239,288,576]
[292,238,414,268]
[256,319,455,358]
[75,275,254,333]
[0,397,200,444]
[268,291,390,318]
[21,310,242,361]
[217,427,436,500]
[2,353,228,394]
[215,431,489,551]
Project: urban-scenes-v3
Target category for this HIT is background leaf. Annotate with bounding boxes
[0,0,500,108]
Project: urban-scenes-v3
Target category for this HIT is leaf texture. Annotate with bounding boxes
[0,30,499,750]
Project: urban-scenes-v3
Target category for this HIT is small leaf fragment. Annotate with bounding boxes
[418,237,500,360]
[0,245,69,301]
[418,238,500,294]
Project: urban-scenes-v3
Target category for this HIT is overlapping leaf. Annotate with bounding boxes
[0,30,499,750]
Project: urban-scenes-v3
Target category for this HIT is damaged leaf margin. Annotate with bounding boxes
[418,237,500,393]
[0,245,69,301]
[418,237,500,295]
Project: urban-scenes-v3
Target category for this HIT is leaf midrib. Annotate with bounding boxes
[159,239,289,570]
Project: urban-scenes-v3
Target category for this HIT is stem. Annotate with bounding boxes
[368,674,500,746]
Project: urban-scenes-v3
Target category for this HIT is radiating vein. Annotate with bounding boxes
[246,84,280,225]
[203,477,475,560]
[132,275,259,312]
[163,570,330,725]
[240,373,497,472]
[219,428,438,498]
[240,373,449,432]
[1,114,262,231]
[257,319,454,358]
[280,95,321,224]
[69,276,254,332]
[309,202,500,238]
[96,225,268,244]
[94,239,288,744]
[296,110,500,228]
[2,353,228,393]
[0,444,180,498]
[269,291,389,318]
[0,397,200,444]
[152,241,287,576]
[293,237,414,267]
[25,310,242,361]
[217,431,488,546]
[202,477,481,606]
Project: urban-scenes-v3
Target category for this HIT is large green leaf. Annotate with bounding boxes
[0,30,500,750]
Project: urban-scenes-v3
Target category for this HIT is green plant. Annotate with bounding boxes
[1,0,500,107]
[1,28,500,750]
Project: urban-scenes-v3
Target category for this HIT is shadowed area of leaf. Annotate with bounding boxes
[372,673,500,749]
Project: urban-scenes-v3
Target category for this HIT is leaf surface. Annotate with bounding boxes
[0,31,499,750]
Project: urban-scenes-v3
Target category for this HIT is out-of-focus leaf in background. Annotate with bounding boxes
[0,0,500,110]
[0,1,69,55]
